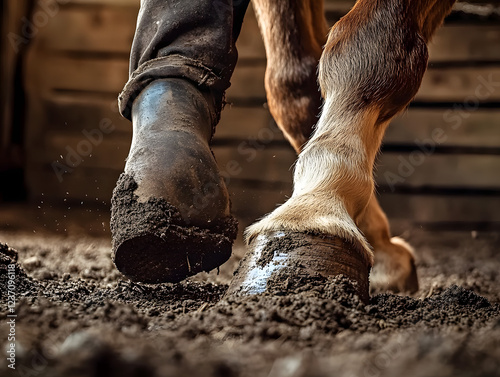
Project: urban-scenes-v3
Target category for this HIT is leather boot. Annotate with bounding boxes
[111,79,237,284]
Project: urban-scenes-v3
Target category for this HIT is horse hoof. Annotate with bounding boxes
[227,231,372,303]
[370,237,419,294]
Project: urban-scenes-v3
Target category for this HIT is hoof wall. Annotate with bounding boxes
[227,231,372,303]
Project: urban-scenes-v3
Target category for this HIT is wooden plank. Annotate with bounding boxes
[32,55,129,96]
[30,141,500,205]
[28,8,500,102]
[379,193,500,223]
[376,153,500,189]
[32,54,265,101]
[417,67,500,102]
[226,183,292,223]
[233,190,500,226]
[41,95,131,134]
[386,109,500,147]
[65,0,139,7]
[41,94,275,141]
[42,2,260,57]
[42,95,500,157]
[323,0,500,22]
[429,26,500,62]
[213,145,296,184]
[39,6,137,54]
[27,166,292,224]
[26,166,120,203]
[32,140,500,203]
[227,63,266,101]
[35,129,302,183]
[30,57,500,119]
[216,106,281,140]
[33,132,499,195]
[29,132,130,170]
[25,171,500,225]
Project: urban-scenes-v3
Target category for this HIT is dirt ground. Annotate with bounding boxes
[1,209,499,377]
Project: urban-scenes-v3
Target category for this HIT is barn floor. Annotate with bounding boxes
[0,208,499,377]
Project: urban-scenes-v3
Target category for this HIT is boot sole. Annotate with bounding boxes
[111,173,237,284]
[113,227,232,284]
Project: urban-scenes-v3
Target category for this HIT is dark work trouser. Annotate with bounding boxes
[118,0,250,124]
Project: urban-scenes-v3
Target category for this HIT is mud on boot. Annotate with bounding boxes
[111,79,237,284]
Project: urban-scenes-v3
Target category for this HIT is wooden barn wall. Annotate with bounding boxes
[22,0,500,230]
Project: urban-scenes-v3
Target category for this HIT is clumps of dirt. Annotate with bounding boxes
[0,242,18,261]
[372,285,497,330]
[1,259,499,377]
[428,284,491,308]
[1,230,500,377]
[110,174,238,252]
[265,272,363,301]
[44,278,226,320]
[169,276,363,344]
[167,276,498,347]
[110,173,239,283]
[255,234,311,268]
[8,270,226,325]
[0,243,38,297]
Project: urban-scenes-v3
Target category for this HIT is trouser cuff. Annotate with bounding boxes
[118,54,227,123]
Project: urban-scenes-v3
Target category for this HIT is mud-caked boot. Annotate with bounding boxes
[111,79,237,284]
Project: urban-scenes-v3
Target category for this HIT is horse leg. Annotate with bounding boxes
[229,0,456,301]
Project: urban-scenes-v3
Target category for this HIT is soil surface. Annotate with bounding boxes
[0,223,499,377]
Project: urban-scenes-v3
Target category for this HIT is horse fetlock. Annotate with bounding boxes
[370,236,419,293]
[245,192,374,265]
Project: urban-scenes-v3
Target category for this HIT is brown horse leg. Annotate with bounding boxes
[230,0,456,300]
